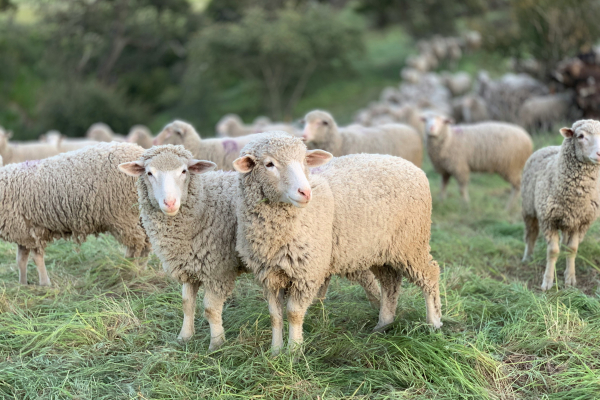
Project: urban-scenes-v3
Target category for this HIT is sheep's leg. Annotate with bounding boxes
[344,270,381,309]
[204,286,227,351]
[178,281,200,342]
[522,216,539,262]
[456,172,470,203]
[315,276,331,301]
[124,244,151,270]
[17,245,30,285]
[32,248,50,286]
[267,288,285,356]
[440,173,451,200]
[371,266,402,332]
[286,291,313,352]
[506,186,520,211]
[563,231,579,288]
[541,232,559,291]
[423,287,443,329]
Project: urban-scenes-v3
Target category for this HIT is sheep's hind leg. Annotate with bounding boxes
[440,173,451,201]
[267,288,285,356]
[345,270,381,309]
[17,245,30,285]
[204,286,228,351]
[506,186,520,211]
[522,216,539,263]
[541,232,559,291]
[178,281,200,342]
[371,266,402,332]
[315,276,331,301]
[563,231,579,288]
[32,248,50,286]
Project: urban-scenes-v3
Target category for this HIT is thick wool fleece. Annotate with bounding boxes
[0,142,150,260]
[154,121,260,171]
[305,110,423,167]
[318,154,441,319]
[427,121,532,194]
[0,140,61,165]
[128,125,154,149]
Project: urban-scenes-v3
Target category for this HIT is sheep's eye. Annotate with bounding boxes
[322,121,329,126]
[266,162,274,168]
[577,134,585,139]
[147,172,153,176]
[182,170,187,174]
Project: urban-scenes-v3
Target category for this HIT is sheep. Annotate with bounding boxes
[442,72,472,97]
[302,110,423,167]
[519,93,577,132]
[233,132,441,353]
[39,130,99,152]
[118,144,381,351]
[86,122,115,142]
[216,114,255,138]
[0,128,61,165]
[153,120,260,171]
[521,120,600,290]
[401,67,423,84]
[127,125,154,149]
[1,142,151,286]
[423,115,533,208]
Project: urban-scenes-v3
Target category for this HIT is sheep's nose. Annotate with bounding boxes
[298,187,311,201]
[152,138,158,145]
[164,198,176,208]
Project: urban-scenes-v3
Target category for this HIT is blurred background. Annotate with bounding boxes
[1,0,599,139]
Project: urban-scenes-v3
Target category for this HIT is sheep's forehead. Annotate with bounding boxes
[306,111,332,124]
[244,134,306,164]
[573,120,600,135]
[146,153,187,170]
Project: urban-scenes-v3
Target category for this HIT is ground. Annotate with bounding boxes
[1,132,599,399]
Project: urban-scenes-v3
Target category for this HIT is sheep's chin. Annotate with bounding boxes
[161,208,180,216]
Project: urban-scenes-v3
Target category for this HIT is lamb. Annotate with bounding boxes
[0,142,151,286]
[234,132,441,353]
[86,122,125,142]
[153,120,261,171]
[0,128,61,165]
[118,145,381,351]
[302,110,423,167]
[423,115,533,207]
[127,125,154,149]
[521,120,600,290]
[518,93,576,132]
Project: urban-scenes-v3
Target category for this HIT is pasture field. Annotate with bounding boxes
[1,132,599,399]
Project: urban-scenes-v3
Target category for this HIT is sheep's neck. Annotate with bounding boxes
[314,126,343,157]
[556,139,600,205]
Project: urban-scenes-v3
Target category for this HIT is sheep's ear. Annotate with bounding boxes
[443,118,454,125]
[306,149,333,167]
[118,161,145,177]
[560,127,574,138]
[188,159,216,175]
[233,155,256,173]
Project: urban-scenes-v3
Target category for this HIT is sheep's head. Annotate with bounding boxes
[560,120,600,165]
[0,128,12,151]
[153,120,195,146]
[127,125,153,147]
[216,114,243,137]
[233,131,332,208]
[118,145,215,216]
[421,115,452,137]
[86,122,113,142]
[302,110,336,144]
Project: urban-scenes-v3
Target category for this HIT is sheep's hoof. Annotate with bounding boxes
[208,336,226,352]
[564,275,576,287]
[39,280,52,287]
[177,333,193,343]
[372,322,393,333]
[271,346,283,357]
[428,318,443,329]
[541,281,552,291]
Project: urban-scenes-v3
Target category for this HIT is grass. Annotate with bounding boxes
[1,132,600,399]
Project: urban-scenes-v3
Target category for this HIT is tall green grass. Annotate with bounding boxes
[1,132,599,399]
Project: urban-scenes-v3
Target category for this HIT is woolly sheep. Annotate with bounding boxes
[119,145,381,351]
[518,93,576,132]
[86,122,115,142]
[521,120,600,290]
[153,120,260,171]
[1,142,151,286]
[442,72,472,97]
[127,125,154,149]
[0,128,61,165]
[423,115,533,207]
[400,67,423,84]
[302,110,423,167]
[233,132,441,353]
[216,114,255,138]
[40,130,99,152]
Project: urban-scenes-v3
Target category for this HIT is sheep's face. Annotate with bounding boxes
[153,121,191,146]
[233,134,332,208]
[119,154,216,216]
[561,122,600,164]
[422,116,451,137]
[302,111,334,144]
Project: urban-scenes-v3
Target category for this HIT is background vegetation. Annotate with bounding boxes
[1,0,600,139]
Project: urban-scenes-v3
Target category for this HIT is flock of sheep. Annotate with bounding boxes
[2,47,600,353]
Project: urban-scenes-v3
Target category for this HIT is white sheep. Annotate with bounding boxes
[86,122,124,142]
[442,72,472,97]
[0,142,151,286]
[521,120,600,290]
[302,110,423,167]
[233,132,441,353]
[423,115,533,207]
[127,125,154,149]
[0,128,61,165]
[40,130,99,152]
[518,93,576,132]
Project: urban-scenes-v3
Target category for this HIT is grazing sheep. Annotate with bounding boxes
[521,120,600,290]
[0,128,61,165]
[127,125,154,149]
[119,145,381,351]
[1,142,151,286]
[302,110,423,167]
[234,132,441,353]
[153,120,260,171]
[423,115,533,207]
[519,93,576,132]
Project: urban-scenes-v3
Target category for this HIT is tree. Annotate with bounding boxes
[188,4,364,120]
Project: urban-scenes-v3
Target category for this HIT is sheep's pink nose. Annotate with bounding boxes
[298,187,311,201]
[152,138,159,145]
[164,199,176,208]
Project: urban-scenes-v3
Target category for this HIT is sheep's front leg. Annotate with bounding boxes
[541,232,559,291]
[178,281,200,342]
[32,248,50,286]
[17,245,30,285]
[286,291,314,352]
[204,287,227,351]
[267,288,285,355]
[563,232,579,287]
[506,186,520,211]
[440,173,451,200]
